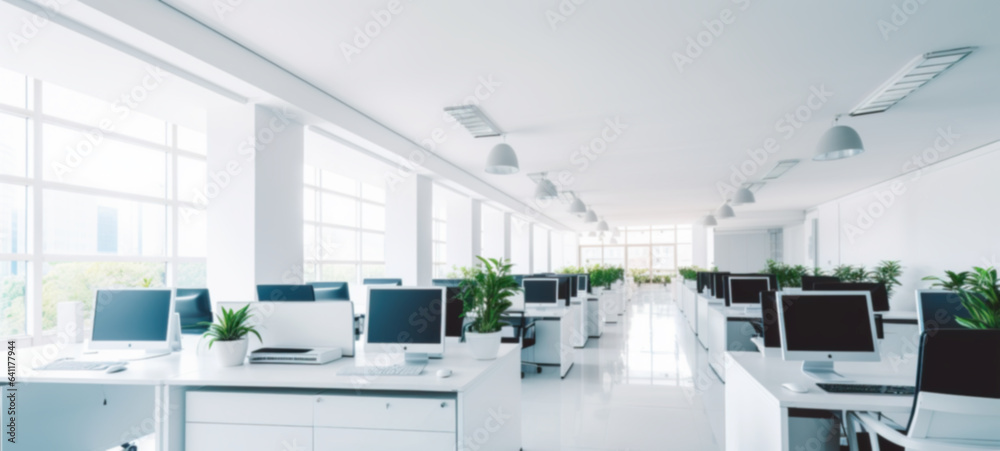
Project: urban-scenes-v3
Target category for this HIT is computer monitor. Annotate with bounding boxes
[523,278,559,305]
[363,278,402,286]
[432,279,463,287]
[814,282,890,312]
[257,284,316,301]
[174,288,211,334]
[801,275,840,291]
[309,282,350,301]
[916,289,972,332]
[760,290,781,348]
[569,275,579,298]
[727,277,771,307]
[90,289,175,357]
[712,272,731,299]
[577,275,589,295]
[444,286,466,338]
[365,287,445,363]
[777,291,879,382]
[696,272,709,294]
[555,275,571,305]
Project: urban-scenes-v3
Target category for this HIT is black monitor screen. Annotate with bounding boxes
[367,288,443,344]
[918,291,972,331]
[524,280,558,304]
[801,276,840,291]
[92,290,172,342]
[814,282,890,312]
[780,294,875,352]
[444,287,465,338]
[555,276,570,304]
[577,275,588,292]
[760,290,781,348]
[712,272,730,299]
[729,278,771,305]
[569,275,578,298]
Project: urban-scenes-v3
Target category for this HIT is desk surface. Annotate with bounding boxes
[18,336,518,393]
[522,306,571,318]
[728,351,917,412]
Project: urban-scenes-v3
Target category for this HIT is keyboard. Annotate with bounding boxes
[817,383,916,395]
[337,364,424,376]
[35,359,125,371]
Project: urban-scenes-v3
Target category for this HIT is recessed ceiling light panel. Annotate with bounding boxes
[850,47,975,116]
[761,159,800,180]
[444,105,502,138]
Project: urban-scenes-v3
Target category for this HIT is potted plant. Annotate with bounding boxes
[923,270,970,291]
[199,304,262,367]
[926,267,1000,329]
[458,257,520,360]
[869,260,903,298]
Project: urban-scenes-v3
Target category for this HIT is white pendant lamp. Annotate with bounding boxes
[597,218,609,232]
[569,195,587,214]
[731,187,756,205]
[533,177,558,200]
[716,203,735,219]
[702,214,718,226]
[814,120,865,161]
[485,143,519,174]
[584,208,598,223]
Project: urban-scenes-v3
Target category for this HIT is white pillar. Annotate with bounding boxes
[385,174,433,285]
[503,212,512,262]
[206,104,304,301]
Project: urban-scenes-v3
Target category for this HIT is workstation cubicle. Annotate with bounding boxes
[5,283,523,451]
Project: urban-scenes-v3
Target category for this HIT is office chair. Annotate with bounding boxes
[174,288,212,334]
[256,284,316,301]
[309,281,350,300]
[499,311,540,378]
[846,329,1000,451]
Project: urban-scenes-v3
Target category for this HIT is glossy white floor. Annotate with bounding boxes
[520,287,725,451]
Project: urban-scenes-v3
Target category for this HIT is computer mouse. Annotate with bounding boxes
[436,369,452,378]
[781,382,809,394]
[105,364,127,374]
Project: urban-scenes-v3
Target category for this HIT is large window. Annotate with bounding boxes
[579,225,693,276]
[303,167,386,285]
[532,224,549,273]
[480,204,504,261]
[432,186,448,278]
[0,67,207,339]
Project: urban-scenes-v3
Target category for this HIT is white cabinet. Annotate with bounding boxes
[586,297,603,337]
[187,423,312,451]
[313,394,455,432]
[314,428,454,451]
[187,390,458,451]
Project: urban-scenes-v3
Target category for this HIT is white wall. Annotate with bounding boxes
[802,141,1000,311]
[783,223,806,266]
[713,229,770,273]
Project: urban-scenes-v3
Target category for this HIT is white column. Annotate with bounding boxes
[503,212,512,262]
[547,230,553,271]
[470,199,482,262]
[527,223,534,274]
[385,174,433,285]
[206,104,304,301]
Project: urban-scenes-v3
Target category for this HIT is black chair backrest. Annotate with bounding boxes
[175,288,212,332]
[256,284,316,301]
[760,290,781,348]
[309,282,350,300]
[363,278,402,286]
[916,329,1000,399]
[444,287,465,338]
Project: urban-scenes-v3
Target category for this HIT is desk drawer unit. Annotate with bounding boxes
[187,423,313,451]
[314,428,454,451]
[186,391,316,451]
[313,394,456,432]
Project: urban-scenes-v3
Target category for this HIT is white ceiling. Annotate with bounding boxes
[153,1,1000,229]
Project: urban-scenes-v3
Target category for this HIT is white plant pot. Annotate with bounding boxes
[466,331,502,360]
[211,338,248,367]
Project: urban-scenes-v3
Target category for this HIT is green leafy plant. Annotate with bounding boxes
[812,267,826,276]
[761,260,809,288]
[199,304,262,348]
[588,264,624,289]
[922,270,970,291]
[868,260,903,298]
[954,267,1000,329]
[139,277,154,288]
[557,266,585,274]
[678,266,701,281]
[457,257,521,334]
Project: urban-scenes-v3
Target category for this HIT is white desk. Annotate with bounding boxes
[586,295,604,338]
[571,298,588,348]
[7,337,523,451]
[725,351,918,451]
[697,292,723,349]
[522,305,575,378]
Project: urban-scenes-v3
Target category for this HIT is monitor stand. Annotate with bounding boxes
[404,352,429,365]
[801,361,851,382]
